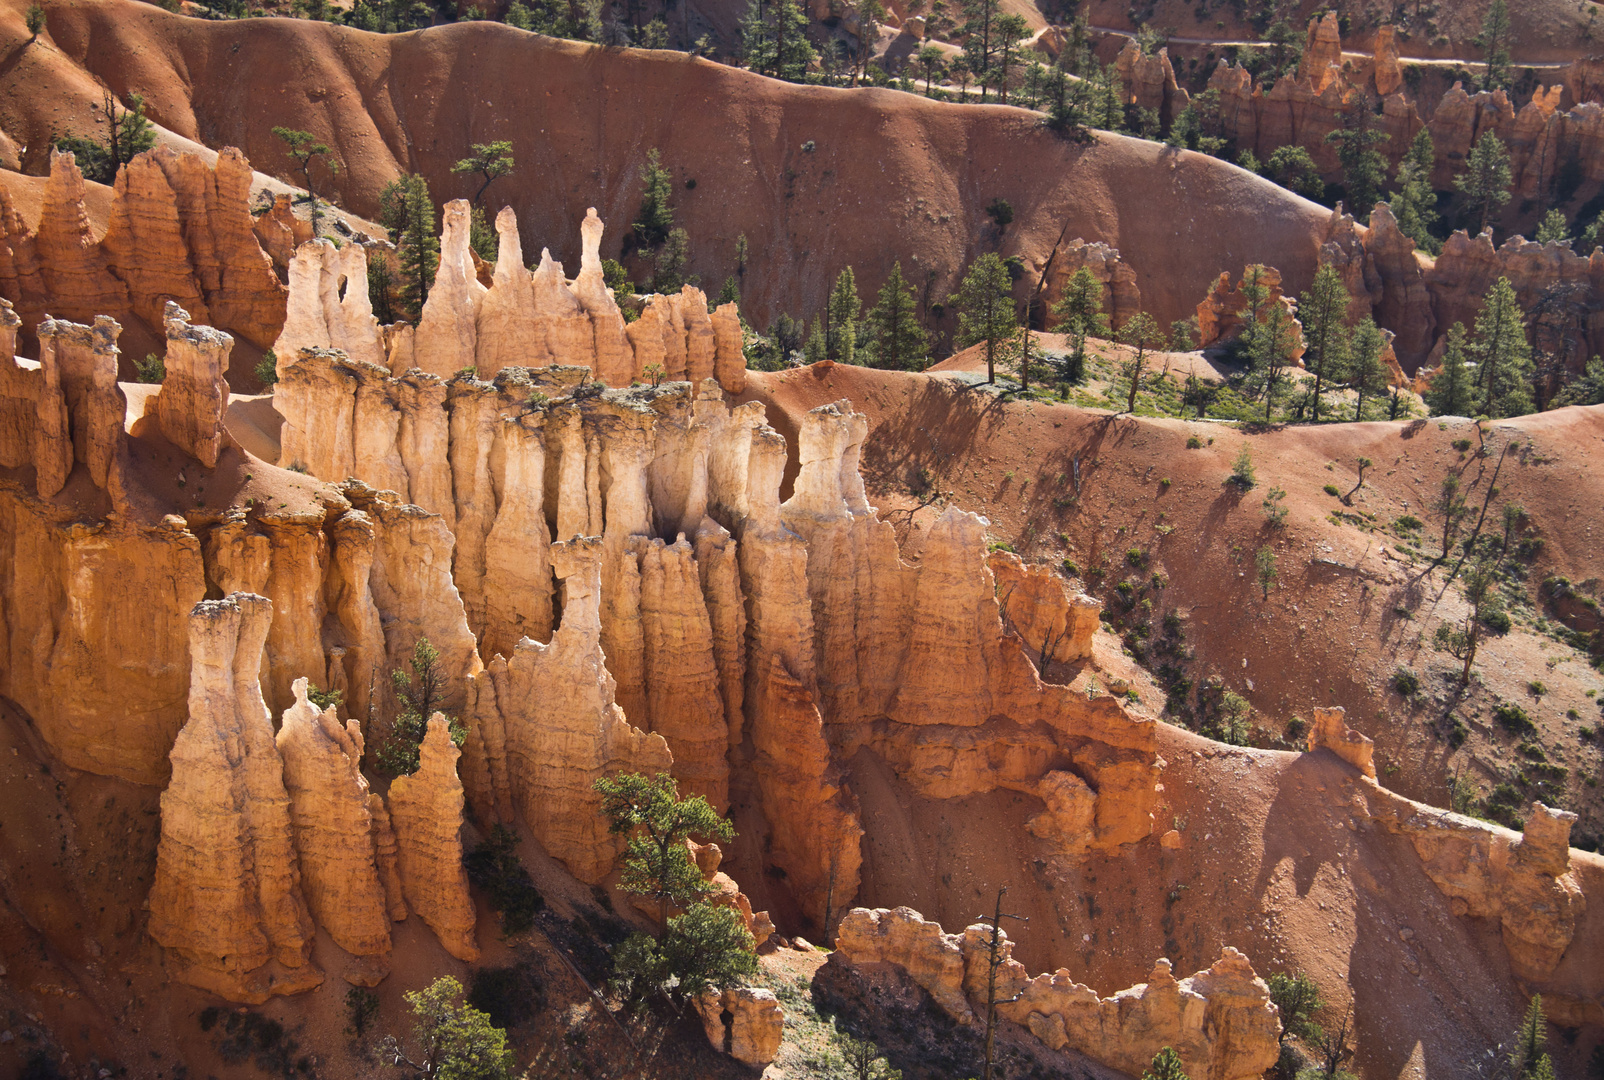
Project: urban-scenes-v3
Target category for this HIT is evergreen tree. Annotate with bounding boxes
[1249,302,1297,421]
[1423,323,1475,416]
[451,140,514,207]
[272,126,340,236]
[1266,972,1324,1043]
[1347,317,1389,420]
[377,976,514,1080]
[864,262,928,371]
[1535,208,1571,246]
[633,148,675,248]
[1049,266,1108,383]
[1479,0,1512,91]
[1455,132,1513,237]
[915,43,946,96]
[959,0,1002,101]
[1510,995,1551,1080]
[1299,264,1352,421]
[652,227,693,293]
[54,90,158,185]
[992,13,1031,104]
[717,275,740,307]
[952,253,1016,384]
[1235,263,1273,355]
[1266,144,1325,201]
[1326,99,1389,220]
[593,772,734,925]
[740,0,815,81]
[1141,1047,1190,1080]
[1554,353,1604,406]
[1471,277,1535,417]
[826,267,861,364]
[1116,312,1164,413]
[803,315,828,364]
[1389,127,1441,254]
[610,903,757,1005]
[377,639,465,776]
[380,174,438,323]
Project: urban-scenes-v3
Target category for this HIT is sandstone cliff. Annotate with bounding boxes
[834,906,1281,1080]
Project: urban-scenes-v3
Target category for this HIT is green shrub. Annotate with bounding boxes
[135,352,165,383]
[1186,435,1204,449]
[1229,444,1256,488]
[1323,483,1341,497]
[1448,717,1468,747]
[254,348,279,386]
[345,986,379,1036]
[1392,668,1420,697]
[1127,547,1147,567]
[1482,607,1512,634]
[1495,702,1536,736]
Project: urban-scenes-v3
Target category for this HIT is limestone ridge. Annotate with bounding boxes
[833,906,1282,1080]
[146,593,322,1003]
[271,202,747,393]
[0,147,285,356]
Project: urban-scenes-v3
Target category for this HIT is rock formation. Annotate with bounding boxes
[1044,239,1142,329]
[274,207,747,393]
[988,551,1100,671]
[153,301,231,467]
[1195,266,1305,359]
[1305,706,1375,778]
[461,538,673,883]
[694,987,784,1067]
[146,594,322,1003]
[387,713,480,962]
[3,147,284,361]
[834,907,1281,1080]
[275,677,394,977]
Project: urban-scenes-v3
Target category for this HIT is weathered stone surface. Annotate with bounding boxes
[154,302,231,468]
[275,677,393,965]
[413,199,487,378]
[147,594,322,1003]
[37,314,126,491]
[694,988,784,1066]
[461,538,671,882]
[36,150,129,328]
[1306,706,1375,778]
[476,206,545,376]
[387,713,479,961]
[988,551,1100,670]
[835,907,1281,1080]
[1044,239,1142,328]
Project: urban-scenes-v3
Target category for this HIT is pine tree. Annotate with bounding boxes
[1326,100,1389,220]
[1249,301,1297,422]
[1455,132,1513,237]
[652,227,693,293]
[803,316,828,364]
[1554,353,1604,406]
[1236,264,1273,355]
[451,140,514,207]
[864,262,929,371]
[1510,995,1550,1080]
[1471,277,1535,417]
[1347,317,1389,420]
[1479,0,1512,91]
[826,267,860,364]
[1535,208,1571,246]
[1266,144,1325,201]
[594,772,734,925]
[1141,1047,1190,1080]
[992,13,1031,104]
[740,0,814,81]
[1049,267,1108,383]
[380,174,438,323]
[959,0,1001,101]
[377,639,464,776]
[1117,312,1164,413]
[272,126,341,236]
[1424,323,1475,416]
[633,148,675,248]
[952,253,1016,384]
[1389,127,1441,254]
[1299,264,1352,421]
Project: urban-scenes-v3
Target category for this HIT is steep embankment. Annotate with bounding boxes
[745,362,1604,823]
[0,0,1333,329]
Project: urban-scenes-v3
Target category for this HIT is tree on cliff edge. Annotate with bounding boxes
[380,175,439,323]
[953,253,1016,384]
[594,772,732,925]
[1454,132,1512,238]
[273,127,341,236]
[54,91,157,185]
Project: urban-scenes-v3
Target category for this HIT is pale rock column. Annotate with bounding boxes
[694,517,746,750]
[276,348,358,479]
[329,242,386,369]
[147,594,322,1003]
[532,249,594,369]
[351,362,410,497]
[276,677,393,972]
[461,539,671,883]
[274,241,334,375]
[155,302,232,468]
[387,714,480,962]
[476,207,546,375]
[38,314,125,491]
[675,287,717,385]
[626,295,670,377]
[571,208,634,385]
[639,535,730,811]
[711,301,746,393]
[396,371,453,528]
[446,379,502,639]
[413,200,487,377]
[482,413,554,659]
[327,509,387,729]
